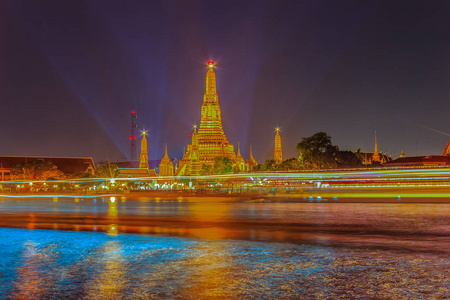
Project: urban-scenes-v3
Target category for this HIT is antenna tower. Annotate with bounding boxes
[130,111,137,160]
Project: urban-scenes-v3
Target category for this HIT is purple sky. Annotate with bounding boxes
[1,0,450,163]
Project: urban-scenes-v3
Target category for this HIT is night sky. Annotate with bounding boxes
[1,0,450,163]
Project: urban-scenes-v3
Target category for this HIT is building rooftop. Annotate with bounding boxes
[0,156,95,175]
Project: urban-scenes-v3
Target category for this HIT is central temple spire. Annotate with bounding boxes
[176,60,236,175]
[197,60,234,158]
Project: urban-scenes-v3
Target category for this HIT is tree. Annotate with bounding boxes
[95,162,119,178]
[257,158,303,171]
[296,132,339,170]
[278,157,302,170]
[201,164,213,175]
[258,159,277,171]
[213,157,233,174]
[11,160,65,180]
[335,150,362,168]
[78,172,94,178]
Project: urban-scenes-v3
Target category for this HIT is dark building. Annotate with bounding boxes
[383,140,450,167]
[0,156,95,180]
[104,160,160,178]
[383,156,450,167]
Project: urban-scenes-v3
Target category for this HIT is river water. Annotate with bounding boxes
[0,197,449,299]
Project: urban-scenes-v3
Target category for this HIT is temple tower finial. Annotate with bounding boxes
[205,60,217,96]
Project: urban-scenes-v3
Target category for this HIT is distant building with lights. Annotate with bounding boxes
[358,131,393,165]
[359,152,393,165]
[0,156,95,180]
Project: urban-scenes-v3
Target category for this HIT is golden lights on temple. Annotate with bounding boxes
[176,60,256,175]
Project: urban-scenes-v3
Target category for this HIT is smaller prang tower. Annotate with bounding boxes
[235,142,247,172]
[139,131,149,169]
[130,111,137,160]
[274,127,283,164]
[247,145,258,171]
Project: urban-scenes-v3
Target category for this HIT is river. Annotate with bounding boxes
[0,197,449,298]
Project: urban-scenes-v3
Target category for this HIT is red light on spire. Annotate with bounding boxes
[207,60,214,68]
[129,136,132,140]
[131,110,135,114]
[133,136,136,140]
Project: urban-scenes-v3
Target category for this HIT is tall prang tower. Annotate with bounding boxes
[177,61,236,175]
[197,60,236,160]
[274,127,283,164]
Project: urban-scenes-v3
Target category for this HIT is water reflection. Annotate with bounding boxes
[107,197,118,235]
[85,241,124,298]
[0,197,448,298]
[184,243,235,297]
[0,199,449,255]
[1,228,448,298]
[11,241,52,299]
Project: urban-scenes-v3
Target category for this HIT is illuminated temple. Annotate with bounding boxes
[177,61,245,175]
